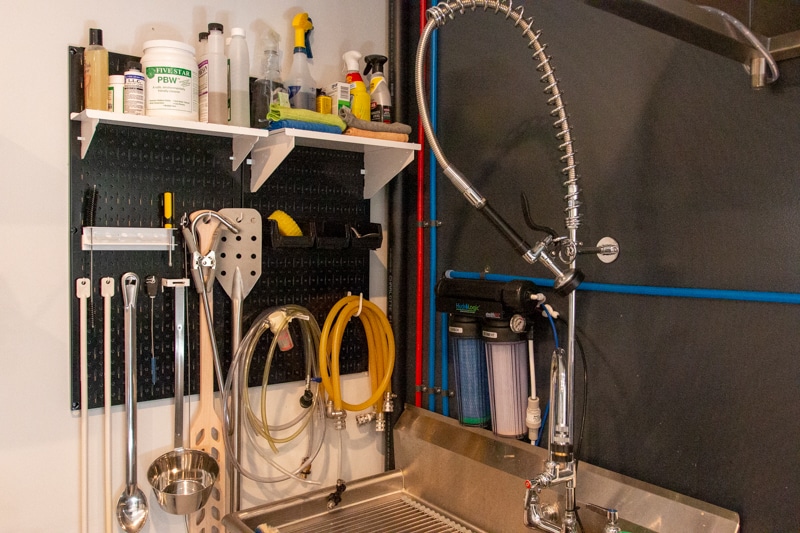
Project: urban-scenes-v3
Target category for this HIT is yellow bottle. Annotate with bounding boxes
[343,50,370,121]
[84,28,109,111]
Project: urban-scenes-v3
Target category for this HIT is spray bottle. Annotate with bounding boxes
[342,50,370,121]
[287,13,316,111]
[364,54,392,123]
[252,30,288,128]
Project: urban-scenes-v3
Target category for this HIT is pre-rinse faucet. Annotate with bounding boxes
[415,2,618,531]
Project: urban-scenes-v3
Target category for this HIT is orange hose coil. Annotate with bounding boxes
[319,295,394,413]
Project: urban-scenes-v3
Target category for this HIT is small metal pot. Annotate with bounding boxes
[147,448,219,515]
[148,280,218,515]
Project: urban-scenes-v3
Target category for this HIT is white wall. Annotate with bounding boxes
[0,1,389,531]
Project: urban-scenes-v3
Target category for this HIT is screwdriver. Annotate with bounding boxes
[163,192,174,266]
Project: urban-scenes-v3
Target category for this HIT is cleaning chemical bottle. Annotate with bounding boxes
[252,30,288,128]
[204,23,227,124]
[364,54,392,123]
[287,13,316,111]
[197,32,209,121]
[122,61,145,115]
[84,28,109,111]
[342,50,370,121]
[228,27,250,127]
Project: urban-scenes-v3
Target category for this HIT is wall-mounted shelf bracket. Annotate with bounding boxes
[70,109,261,171]
[250,128,419,198]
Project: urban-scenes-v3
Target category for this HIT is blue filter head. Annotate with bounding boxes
[449,316,491,427]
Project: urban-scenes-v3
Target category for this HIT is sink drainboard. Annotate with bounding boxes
[274,495,476,533]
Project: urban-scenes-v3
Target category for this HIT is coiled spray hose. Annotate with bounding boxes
[222,305,326,485]
[319,295,395,415]
[416,0,581,232]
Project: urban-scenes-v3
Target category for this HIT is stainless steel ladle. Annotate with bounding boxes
[117,272,149,532]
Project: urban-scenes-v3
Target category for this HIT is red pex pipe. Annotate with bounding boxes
[415,0,427,407]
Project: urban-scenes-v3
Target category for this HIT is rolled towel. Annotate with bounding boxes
[343,127,409,143]
[268,104,346,132]
[339,106,412,134]
[268,119,342,135]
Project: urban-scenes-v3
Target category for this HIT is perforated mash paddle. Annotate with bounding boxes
[216,208,262,511]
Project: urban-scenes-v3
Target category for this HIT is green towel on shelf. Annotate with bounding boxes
[268,104,346,132]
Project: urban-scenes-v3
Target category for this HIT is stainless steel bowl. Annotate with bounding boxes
[147,448,219,515]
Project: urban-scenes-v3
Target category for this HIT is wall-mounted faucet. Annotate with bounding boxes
[415,2,620,532]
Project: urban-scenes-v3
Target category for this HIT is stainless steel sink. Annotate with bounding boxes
[223,405,740,532]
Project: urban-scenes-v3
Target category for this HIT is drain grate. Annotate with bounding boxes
[274,495,477,533]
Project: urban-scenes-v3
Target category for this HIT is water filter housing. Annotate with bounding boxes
[449,316,491,427]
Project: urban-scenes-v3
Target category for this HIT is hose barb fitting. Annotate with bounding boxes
[355,411,377,427]
[326,400,347,430]
[526,396,542,442]
[375,412,386,432]
[382,391,396,413]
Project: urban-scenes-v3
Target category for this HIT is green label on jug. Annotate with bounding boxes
[145,66,192,79]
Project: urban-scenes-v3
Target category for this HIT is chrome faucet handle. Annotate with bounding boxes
[585,503,621,533]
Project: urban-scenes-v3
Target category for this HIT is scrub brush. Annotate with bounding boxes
[255,525,280,533]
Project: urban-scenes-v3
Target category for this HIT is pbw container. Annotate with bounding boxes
[141,40,198,121]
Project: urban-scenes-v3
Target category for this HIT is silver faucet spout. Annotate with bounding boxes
[524,477,561,533]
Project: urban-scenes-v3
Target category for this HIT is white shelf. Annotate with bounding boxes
[70,110,420,198]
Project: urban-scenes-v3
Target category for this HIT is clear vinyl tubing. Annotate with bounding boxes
[319,295,395,413]
[415,0,581,230]
[222,305,326,485]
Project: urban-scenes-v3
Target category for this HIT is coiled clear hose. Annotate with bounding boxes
[222,305,326,485]
[416,0,582,230]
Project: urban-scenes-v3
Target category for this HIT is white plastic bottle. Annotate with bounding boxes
[123,61,145,115]
[287,13,316,111]
[228,27,250,127]
[206,23,227,124]
[197,31,209,121]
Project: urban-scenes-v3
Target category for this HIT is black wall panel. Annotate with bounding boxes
[402,1,800,531]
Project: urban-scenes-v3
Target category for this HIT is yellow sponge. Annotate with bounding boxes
[268,210,303,237]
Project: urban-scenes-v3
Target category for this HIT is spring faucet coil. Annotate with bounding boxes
[425,0,582,231]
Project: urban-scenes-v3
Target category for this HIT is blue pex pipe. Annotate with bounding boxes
[444,270,800,305]
[427,6,440,413]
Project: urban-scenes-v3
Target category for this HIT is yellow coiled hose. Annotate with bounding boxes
[319,295,394,413]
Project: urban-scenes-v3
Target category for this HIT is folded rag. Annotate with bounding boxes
[268,104,346,132]
[343,127,409,143]
[268,119,343,135]
[339,106,412,134]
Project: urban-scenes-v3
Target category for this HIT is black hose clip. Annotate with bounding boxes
[326,479,347,510]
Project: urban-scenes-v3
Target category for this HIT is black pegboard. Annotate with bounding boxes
[69,48,374,410]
